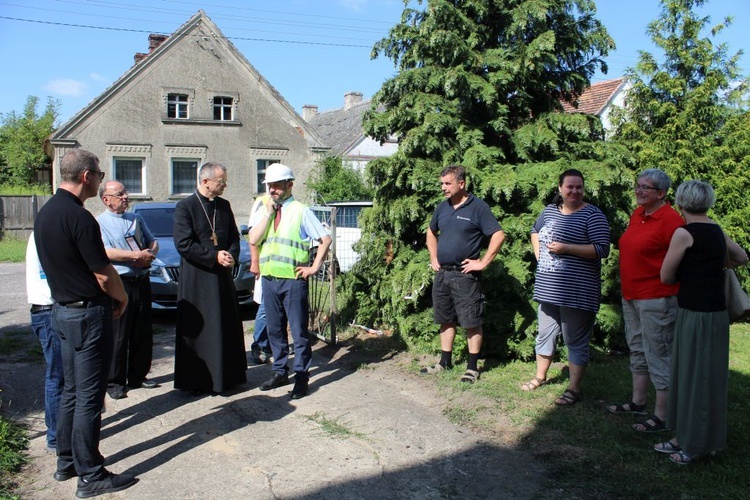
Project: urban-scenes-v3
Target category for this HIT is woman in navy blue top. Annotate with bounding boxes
[521,169,610,406]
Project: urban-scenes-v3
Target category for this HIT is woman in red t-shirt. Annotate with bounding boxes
[606,169,684,433]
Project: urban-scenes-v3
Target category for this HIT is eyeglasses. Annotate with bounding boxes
[89,170,105,181]
[634,183,661,192]
[208,178,227,187]
[105,191,127,198]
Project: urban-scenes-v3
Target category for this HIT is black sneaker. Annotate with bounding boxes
[75,471,136,498]
[53,464,77,481]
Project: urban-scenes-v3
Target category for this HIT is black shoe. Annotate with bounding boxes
[291,378,308,400]
[259,373,289,391]
[53,464,77,481]
[250,349,271,364]
[108,389,126,400]
[76,471,136,498]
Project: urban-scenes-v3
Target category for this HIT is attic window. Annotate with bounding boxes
[213,96,233,121]
[167,93,189,119]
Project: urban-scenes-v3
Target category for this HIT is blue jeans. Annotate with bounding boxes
[30,308,64,449]
[251,299,270,353]
[52,300,113,481]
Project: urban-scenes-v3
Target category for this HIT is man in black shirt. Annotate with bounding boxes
[34,149,135,498]
[424,165,505,383]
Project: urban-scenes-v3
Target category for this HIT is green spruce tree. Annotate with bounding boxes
[611,0,749,249]
[345,0,633,358]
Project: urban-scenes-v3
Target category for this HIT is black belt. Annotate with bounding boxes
[30,304,53,313]
[440,265,464,272]
[59,299,109,308]
[121,274,149,283]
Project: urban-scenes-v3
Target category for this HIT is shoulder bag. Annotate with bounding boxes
[725,268,750,322]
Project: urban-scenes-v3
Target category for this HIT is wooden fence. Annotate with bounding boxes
[0,195,52,240]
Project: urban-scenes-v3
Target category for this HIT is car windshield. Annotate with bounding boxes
[137,207,176,237]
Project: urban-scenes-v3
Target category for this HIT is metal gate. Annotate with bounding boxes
[308,206,338,345]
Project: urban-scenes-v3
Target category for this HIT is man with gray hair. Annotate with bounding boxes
[34,149,135,497]
[173,162,247,394]
[97,180,160,400]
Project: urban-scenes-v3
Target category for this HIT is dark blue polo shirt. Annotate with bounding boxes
[429,193,502,265]
[34,188,111,303]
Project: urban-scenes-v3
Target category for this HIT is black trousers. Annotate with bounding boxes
[109,276,153,388]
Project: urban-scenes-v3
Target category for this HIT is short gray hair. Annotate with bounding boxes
[675,180,715,214]
[198,162,226,180]
[638,168,671,191]
[60,149,99,183]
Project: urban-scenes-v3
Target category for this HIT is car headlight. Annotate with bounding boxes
[149,259,169,280]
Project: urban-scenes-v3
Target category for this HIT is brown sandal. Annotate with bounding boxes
[521,376,546,391]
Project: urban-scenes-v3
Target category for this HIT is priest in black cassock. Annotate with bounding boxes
[173,162,247,394]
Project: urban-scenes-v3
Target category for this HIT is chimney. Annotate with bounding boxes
[148,34,168,53]
[134,34,169,65]
[344,92,363,110]
[302,104,318,121]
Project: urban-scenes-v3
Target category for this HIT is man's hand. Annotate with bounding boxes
[295,265,318,280]
[430,258,441,272]
[217,250,235,268]
[113,296,128,320]
[131,249,156,268]
[461,258,487,273]
[250,261,260,278]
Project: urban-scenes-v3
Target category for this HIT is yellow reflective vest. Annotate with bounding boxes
[259,200,309,278]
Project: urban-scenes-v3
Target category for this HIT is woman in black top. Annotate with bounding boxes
[657,180,747,465]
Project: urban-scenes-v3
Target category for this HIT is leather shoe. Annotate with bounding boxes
[53,465,77,481]
[259,373,289,391]
[140,379,159,389]
[76,471,136,498]
[108,389,126,400]
[291,378,308,400]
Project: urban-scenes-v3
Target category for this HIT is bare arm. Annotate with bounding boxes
[426,227,440,271]
[250,243,261,277]
[248,199,275,245]
[296,235,332,279]
[725,231,749,268]
[93,263,128,319]
[104,248,155,268]
[661,227,693,284]
[462,230,505,273]
[531,233,540,261]
[546,242,599,259]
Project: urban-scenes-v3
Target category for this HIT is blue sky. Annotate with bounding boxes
[0,0,747,125]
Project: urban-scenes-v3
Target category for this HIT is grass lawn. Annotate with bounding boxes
[0,236,26,263]
[414,322,750,498]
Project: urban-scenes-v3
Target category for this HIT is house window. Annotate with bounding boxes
[167,93,189,119]
[213,96,233,121]
[171,159,199,194]
[113,158,145,195]
[256,159,279,192]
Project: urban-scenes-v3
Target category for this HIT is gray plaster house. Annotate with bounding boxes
[46,10,328,220]
[303,92,398,172]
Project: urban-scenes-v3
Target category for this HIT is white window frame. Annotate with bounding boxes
[213,96,233,121]
[167,146,207,196]
[250,148,289,194]
[167,93,189,119]
[113,157,146,195]
[106,145,152,197]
